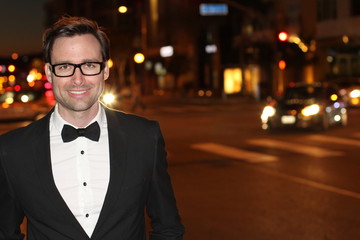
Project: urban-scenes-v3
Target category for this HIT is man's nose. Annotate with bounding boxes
[72,67,85,84]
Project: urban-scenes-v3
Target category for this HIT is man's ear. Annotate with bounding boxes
[44,63,53,83]
[104,61,110,81]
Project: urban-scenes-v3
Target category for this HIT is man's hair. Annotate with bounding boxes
[42,16,110,63]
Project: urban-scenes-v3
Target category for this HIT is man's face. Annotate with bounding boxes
[45,34,109,116]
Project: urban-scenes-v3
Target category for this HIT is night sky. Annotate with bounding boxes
[0,0,51,57]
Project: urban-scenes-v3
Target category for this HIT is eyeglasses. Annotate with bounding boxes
[50,62,105,77]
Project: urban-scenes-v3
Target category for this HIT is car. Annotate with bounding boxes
[261,82,348,131]
[338,83,360,107]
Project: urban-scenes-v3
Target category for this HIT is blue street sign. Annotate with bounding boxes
[199,4,228,16]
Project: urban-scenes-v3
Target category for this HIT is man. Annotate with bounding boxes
[0,16,184,240]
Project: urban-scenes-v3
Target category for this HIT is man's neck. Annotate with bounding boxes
[57,103,100,128]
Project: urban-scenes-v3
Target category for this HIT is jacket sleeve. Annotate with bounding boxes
[0,143,25,240]
[146,122,185,240]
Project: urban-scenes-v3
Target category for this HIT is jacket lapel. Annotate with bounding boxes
[91,109,128,239]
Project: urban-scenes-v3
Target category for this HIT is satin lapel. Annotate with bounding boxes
[32,113,90,239]
[92,109,128,238]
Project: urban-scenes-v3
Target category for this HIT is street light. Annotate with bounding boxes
[8,65,16,73]
[118,6,127,14]
[134,53,145,64]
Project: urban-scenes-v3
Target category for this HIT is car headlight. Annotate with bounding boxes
[20,94,30,103]
[261,106,276,121]
[350,89,360,98]
[301,104,320,116]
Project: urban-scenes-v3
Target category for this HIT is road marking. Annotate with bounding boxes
[307,134,360,147]
[247,138,344,158]
[255,167,360,200]
[191,142,278,163]
[191,141,360,200]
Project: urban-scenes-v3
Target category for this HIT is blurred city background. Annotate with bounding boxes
[1,0,360,239]
[1,0,360,102]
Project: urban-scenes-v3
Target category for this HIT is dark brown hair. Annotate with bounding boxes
[42,16,110,63]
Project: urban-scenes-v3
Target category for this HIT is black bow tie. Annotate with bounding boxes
[61,121,100,143]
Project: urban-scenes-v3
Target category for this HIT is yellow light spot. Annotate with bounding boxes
[107,59,114,68]
[9,75,16,83]
[5,97,14,104]
[134,53,145,64]
[118,6,127,13]
[8,65,16,72]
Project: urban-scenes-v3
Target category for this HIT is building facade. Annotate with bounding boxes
[42,0,360,99]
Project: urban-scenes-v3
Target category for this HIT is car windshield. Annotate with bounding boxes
[282,86,323,104]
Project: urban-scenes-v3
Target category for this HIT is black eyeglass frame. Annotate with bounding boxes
[50,62,106,77]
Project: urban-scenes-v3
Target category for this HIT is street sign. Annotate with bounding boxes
[199,4,228,16]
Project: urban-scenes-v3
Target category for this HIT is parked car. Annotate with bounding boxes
[261,82,348,131]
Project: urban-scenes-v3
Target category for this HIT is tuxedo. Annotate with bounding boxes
[0,107,184,240]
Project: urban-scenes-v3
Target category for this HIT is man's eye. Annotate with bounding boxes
[58,64,70,70]
[84,63,96,68]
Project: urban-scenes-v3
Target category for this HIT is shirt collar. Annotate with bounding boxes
[51,103,106,134]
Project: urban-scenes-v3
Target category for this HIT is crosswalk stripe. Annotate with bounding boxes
[191,142,278,163]
[307,134,360,147]
[247,138,344,158]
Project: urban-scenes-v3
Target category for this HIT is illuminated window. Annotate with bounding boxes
[224,68,242,94]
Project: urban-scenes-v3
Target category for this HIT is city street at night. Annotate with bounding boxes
[2,1,360,239]
[2,96,360,240]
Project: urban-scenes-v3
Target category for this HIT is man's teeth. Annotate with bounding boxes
[69,90,87,94]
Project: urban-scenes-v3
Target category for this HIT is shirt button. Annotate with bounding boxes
[83,182,87,186]
[81,150,84,155]
[85,213,89,218]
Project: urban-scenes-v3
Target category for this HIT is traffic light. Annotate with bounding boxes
[278,60,286,70]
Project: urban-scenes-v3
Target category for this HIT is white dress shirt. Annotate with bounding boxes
[49,104,110,237]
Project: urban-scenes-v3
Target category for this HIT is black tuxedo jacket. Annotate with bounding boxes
[0,107,184,240]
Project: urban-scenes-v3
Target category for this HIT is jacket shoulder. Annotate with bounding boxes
[106,109,159,129]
